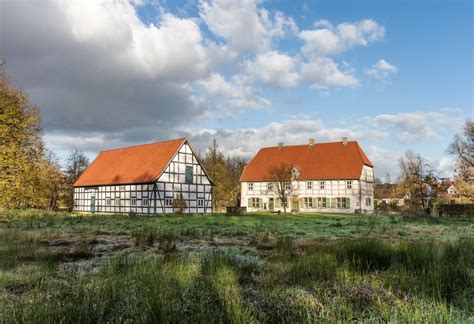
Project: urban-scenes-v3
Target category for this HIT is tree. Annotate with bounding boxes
[267,162,293,213]
[0,61,45,209]
[202,138,246,211]
[447,120,473,182]
[64,149,89,210]
[397,150,437,212]
[172,193,187,214]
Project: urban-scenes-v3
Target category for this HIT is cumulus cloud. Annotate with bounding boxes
[300,58,359,88]
[199,0,297,54]
[299,19,385,58]
[365,59,398,81]
[367,111,464,143]
[199,73,271,109]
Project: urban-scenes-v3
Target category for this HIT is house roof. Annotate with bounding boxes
[240,141,373,182]
[74,138,187,187]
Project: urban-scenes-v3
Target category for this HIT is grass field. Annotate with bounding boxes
[1,209,473,322]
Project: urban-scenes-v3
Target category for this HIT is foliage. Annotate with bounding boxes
[0,63,66,210]
[202,138,247,211]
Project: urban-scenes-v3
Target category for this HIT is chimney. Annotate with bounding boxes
[278,142,284,149]
[341,137,348,146]
[308,138,315,146]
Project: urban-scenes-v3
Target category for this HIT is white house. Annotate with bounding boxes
[73,138,213,214]
[240,138,375,214]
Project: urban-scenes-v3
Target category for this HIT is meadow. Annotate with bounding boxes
[0,210,473,323]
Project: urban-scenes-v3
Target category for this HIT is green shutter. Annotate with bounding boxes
[248,198,252,207]
[299,198,304,208]
[345,197,350,209]
[312,198,317,208]
[258,198,262,208]
[331,198,337,209]
[275,198,281,208]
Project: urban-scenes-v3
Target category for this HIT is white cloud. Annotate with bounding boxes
[365,59,398,81]
[300,19,385,58]
[199,73,271,109]
[368,111,464,143]
[300,58,359,88]
[199,0,297,54]
[244,51,300,88]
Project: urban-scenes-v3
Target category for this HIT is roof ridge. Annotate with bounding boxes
[261,140,357,149]
[101,137,187,153]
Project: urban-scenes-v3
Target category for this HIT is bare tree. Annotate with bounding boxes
[447,120,473,181]
[268,162,293,213]
[64,149,89,210]
[398,150,437,212]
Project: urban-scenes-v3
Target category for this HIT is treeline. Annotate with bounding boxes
[376,121,473,212]
[0,63,89,210]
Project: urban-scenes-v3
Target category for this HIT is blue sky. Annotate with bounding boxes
[1,0,472,179]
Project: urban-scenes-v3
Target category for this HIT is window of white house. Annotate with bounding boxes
[185,165,193,184]
[285,182,291,190]
[267,182,273,191]
[120,185,125,191]
[306,181,312,190]
[165,198,173,206]
[336,197,350,209]
[250,198,261,208]
[143,198,149,206]
[197,199,204,207]
[303,197,313,208]
[317,197,327,208]
[320,181,325,189]
[365,197,371,206]
[74,199,78,206]
[115,198,121,206]
[106,198,111,206]
[346,180,352,189]
[131,198,137,206]
[248,183,253,191]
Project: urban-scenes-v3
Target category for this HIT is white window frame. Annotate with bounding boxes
[267,182,273,191]
[320,181,325,190]
[346,180,352,189]
[106,198,111,206]
[248,183,253,191]
[250,198,260,208]
[115,198,121,206]
[143,198,149,206]
[365,197,371,206]
[285,182,291,190]
[165,198,173,206]
[197,199,204,207]
[131,198,137,206]
[303,197,313,208]
[306,181,312,190]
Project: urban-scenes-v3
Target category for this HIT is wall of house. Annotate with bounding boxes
[73,143,212,214]
[241,166,375,214]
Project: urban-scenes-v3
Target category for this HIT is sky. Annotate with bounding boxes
[1,0,472,180]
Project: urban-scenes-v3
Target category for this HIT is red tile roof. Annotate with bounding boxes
[74,138,186,187]
[240,141,373,182]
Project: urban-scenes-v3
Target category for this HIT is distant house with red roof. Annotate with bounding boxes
[240,138,375,214]
[73,138,213,214]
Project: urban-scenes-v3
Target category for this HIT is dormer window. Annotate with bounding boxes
[291,167,300,180]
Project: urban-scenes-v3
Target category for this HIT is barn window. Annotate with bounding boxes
[346,180,352,189]
[250,198,260,208]
[165,198,173,206]
[303,197,313,208]
[185,166,193,184]
[317,197,327,208]
[143,198,149,206]
[285,182,291,190]
[320,181,325,189]
[306,181,312,190]
[267,182,273,191]
[120,185,125,191]
[197,199,204,207]
[365,197,371,206]
[106,198,111,206]
[131,198,137,206]
[248,183,253,191]
[336,197,350,209]
[115,198,121,206]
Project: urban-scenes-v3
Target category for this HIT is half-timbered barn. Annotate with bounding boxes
[73,138,213,214]
[240,138,375,214]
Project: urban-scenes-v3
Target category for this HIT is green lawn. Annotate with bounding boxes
[0,210,473,322]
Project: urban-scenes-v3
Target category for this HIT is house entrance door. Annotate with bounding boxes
[291,198,299,212]
[269,198,274,211]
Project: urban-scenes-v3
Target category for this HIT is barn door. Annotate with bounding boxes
[90,196,96,213]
